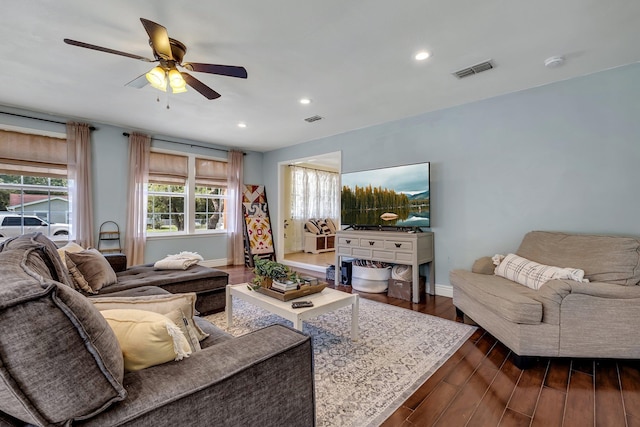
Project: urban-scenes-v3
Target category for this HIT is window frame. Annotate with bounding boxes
[145,149,228,239]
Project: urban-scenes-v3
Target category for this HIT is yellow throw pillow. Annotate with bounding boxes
[91,293,208,343]
[100,309,191,372]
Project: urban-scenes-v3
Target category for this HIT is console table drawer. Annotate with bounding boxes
[359,238,384,249]
[372,250,395,261]
[384,240,414,251]
[352,248,372,258]
[394,252,413,262]
[337,246,353,256]
[338,237,359,247]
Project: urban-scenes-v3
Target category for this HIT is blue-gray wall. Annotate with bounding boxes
[263,63,640,288]
[2,63,639,281]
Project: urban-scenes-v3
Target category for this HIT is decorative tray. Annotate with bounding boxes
[256,283,327,301]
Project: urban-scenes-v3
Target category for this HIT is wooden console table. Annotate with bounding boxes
[335,229,435,303]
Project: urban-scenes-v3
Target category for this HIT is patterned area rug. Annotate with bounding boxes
[205,297,476,427]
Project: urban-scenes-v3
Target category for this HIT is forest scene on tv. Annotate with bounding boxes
[341,162,430,228]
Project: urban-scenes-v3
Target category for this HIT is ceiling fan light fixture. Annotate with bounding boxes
[146,66,166,90]
[169,69,186,89]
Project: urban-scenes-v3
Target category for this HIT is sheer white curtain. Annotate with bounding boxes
[226,150,244,265]
[289,166,339,252]
[66,122,94,248]
[125,133,150,266]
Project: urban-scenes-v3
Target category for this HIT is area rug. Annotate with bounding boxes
[205,297,476,427]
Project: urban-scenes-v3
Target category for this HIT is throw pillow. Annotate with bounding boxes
[66,256,96,294]
[56,241,85,267]
[66,248,118,292]
[305,220,321,235]
[100,309,191,371]
[494,253,588,290]
[90,293,209,342]
[325,218,337,234]
[163,308,202,352]
[317,219,331,235]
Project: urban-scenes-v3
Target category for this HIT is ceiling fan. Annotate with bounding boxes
[64,18,247,100]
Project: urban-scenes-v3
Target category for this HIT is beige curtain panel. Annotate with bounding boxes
[66,122,94,248]
[125,133,151,267]
[226,150,244,265]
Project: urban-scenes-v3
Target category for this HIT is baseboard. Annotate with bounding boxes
[435,283,453,298]
[199,258,229,268]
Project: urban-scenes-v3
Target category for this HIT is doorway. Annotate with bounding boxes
[277,151,341,273]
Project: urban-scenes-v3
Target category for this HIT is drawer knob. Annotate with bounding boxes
[395,243,401,248]
[369,241,374,246]
[346,239,351,244]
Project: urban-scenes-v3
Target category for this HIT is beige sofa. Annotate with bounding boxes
[450,231,640,368]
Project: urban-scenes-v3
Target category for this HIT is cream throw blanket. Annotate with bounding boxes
[154,251,204,270]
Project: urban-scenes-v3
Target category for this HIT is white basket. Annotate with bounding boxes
[352,265,391,281]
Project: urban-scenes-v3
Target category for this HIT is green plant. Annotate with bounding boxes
[248,256,300,290]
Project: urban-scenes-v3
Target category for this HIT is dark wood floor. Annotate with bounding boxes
[218,265,640,427]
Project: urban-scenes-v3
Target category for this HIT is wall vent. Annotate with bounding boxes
[304,115,323,123]
[452,60,494,79]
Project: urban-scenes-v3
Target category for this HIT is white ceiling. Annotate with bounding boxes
[1,1,639,152]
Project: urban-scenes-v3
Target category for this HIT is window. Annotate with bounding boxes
[146,151,227,235]
[0,130,70,242]
[0,174,70,242]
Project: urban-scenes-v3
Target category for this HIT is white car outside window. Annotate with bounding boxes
[0,214,70,239]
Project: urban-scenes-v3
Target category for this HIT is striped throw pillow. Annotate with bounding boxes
[494,253,587,290]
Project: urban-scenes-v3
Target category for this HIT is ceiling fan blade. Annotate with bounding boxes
[182,73,221,100]
[125,73,150,88]
[63,39,154,62]
[140,18,173,60]
[183,62,248,79]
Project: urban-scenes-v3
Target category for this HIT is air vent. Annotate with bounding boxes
[304,115,323,123]
[452,60,494,79]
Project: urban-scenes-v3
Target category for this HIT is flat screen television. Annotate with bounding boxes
[341,162,430,229]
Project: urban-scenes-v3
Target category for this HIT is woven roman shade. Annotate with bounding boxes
[0,130,67,177]
[195,158,227,187]
[148,152,188,185]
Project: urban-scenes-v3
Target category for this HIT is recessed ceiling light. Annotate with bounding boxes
[299,98,312,105]
[237,122,247,128]
[414,51,430,61]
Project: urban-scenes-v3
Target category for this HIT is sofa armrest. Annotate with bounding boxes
[79,324,315,427]
[104,253,127,272]
[542,279,640,300]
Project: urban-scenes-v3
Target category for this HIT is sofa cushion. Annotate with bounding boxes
[495,253,587,290]
[0,232,76,289]
[450,269,543,324]
[517,231,640,286]
[67,248,118,292]
[100,309,192,371]
[90,293,209,343]
[0,247,126,426]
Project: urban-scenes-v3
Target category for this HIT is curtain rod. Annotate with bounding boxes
[0,111,97,131]
[122,132,244,154]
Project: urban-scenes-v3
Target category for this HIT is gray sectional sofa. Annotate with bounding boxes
[101,253,229,314]
[451,231,640,368]
[0,233,316,426]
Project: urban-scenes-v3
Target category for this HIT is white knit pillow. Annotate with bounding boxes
[494,253,588,290]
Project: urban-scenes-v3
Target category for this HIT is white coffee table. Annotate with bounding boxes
[226,284,359,341]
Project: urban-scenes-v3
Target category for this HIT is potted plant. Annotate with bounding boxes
[249,256,300,290]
